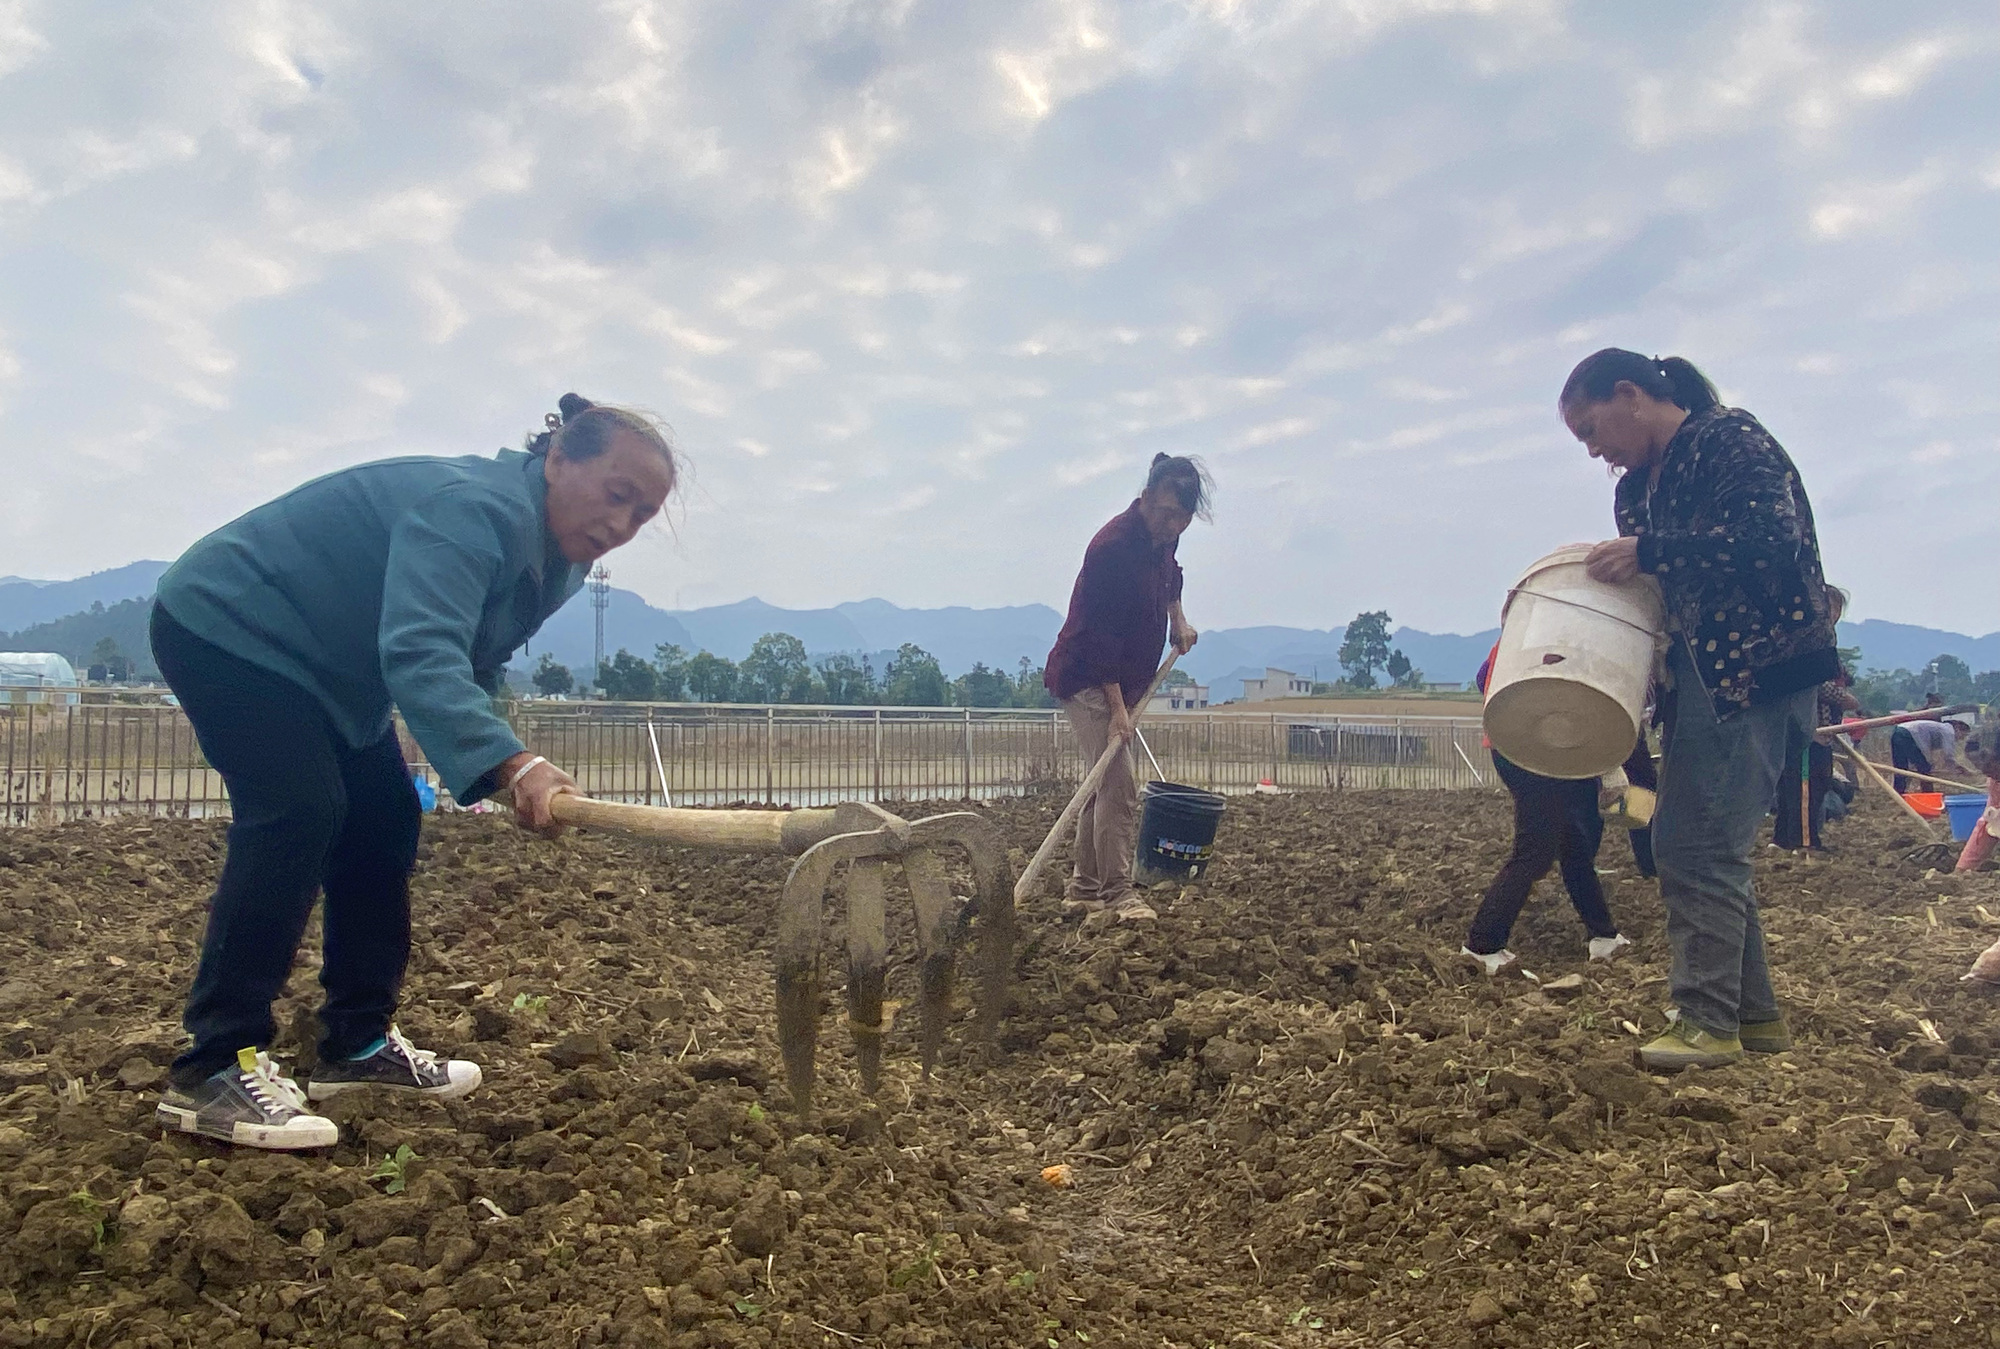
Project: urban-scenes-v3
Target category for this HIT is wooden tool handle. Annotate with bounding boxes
[1014,652,1181,903]
[1832,739,1936,834]
[549,795,839,854]
[1816,705,1980,739]
[1851,761,1981,794]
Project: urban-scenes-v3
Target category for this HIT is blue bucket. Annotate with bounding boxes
[1945,793,1987,842]
[412,773,438,813]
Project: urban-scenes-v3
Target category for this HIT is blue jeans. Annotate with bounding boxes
[1655,641,1814,1035]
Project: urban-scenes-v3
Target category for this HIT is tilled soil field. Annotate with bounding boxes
[3,789,2000,1348]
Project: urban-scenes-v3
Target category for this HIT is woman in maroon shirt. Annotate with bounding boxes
[1044,454,1209,920]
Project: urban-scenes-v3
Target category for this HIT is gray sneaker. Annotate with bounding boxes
[307,1026,482,1102]
[156,1049,339,1150]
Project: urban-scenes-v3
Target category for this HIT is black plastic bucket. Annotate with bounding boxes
[1133,780,1227,884]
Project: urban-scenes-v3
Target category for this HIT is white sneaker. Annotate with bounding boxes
[1107,894,1158,922]
[1460,946,1517,976]
[1588,934,1633,963]
[156,1049,340,1150]
[307,1026,483,1101]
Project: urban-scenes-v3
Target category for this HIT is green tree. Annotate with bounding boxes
[531,653,574,697]
[1386,649,1424,690]
[883,643,949,706]
[1011,657,1055,708]
[1929,654,1975,704]
[953,662,1015,708]
[739,632,814,703]
[685,651,738,702]
[88,635,130,681]
[597,649,659,701]
[815,652,877,705]
[653,643,689,701]
[1337,610,1394,690]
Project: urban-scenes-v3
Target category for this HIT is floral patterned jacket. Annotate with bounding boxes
[1614,406,1838,714]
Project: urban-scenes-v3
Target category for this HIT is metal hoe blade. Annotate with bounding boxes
[776,810,1017,1115]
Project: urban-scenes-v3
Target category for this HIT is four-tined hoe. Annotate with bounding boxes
[547,796,1015,1115]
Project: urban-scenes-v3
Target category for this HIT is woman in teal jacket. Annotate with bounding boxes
[150,394,676,1150]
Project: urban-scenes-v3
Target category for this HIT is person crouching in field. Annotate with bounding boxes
[1565,349,1839,1072]
[1460,645,1634,975]
[1890,715,1974,794]
[1042,454,1208,923]
[149,395,675,1150]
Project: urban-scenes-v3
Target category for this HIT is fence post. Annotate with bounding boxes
[1394,716,1404,785]
[1206,714,1215,790]
[764,706,774,805]
[962,707,973,800]
[872,709,883,802]
[1269,714,1278,787]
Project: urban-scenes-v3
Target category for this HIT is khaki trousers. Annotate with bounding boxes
[1061,688,1139,902]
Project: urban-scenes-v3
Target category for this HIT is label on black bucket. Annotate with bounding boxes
[1150,837,1214,862]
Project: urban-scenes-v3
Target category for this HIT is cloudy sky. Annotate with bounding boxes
[0,1,1994,634]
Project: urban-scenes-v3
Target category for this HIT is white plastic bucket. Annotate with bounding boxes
[1483,544,1664,780]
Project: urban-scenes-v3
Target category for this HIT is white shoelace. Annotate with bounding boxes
[385,1026,441,1073]
[241,1052,311,1114]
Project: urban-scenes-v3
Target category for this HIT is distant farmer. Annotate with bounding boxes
[150,394,675,1149]
[1956,706,2000,878]
[1565,349,1838,1071]
[1460,645,1633,975]
[1772,586,1858,851]
[1044,453,1209,922]
[1890,716,1973,794]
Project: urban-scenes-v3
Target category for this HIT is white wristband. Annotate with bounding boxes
[507,755,549,790]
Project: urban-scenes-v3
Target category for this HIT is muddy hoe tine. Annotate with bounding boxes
[775,840,839,1116]
[544,794,1016,1115]
[911,812,1017,1045]
[845,856,890,1095]
[899,844,957,1075]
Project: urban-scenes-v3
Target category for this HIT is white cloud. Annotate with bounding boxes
[0,0,1993,632]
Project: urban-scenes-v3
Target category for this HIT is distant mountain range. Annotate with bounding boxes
[4,560,1996,698]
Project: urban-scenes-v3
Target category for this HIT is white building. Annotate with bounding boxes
[1145,682,1210,714]
[1240,667,1312,702]
[0,652,80,705]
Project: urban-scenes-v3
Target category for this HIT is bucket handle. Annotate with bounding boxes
[1502,585,1660,639]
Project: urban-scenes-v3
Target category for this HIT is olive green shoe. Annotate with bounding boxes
[1639,1020,1743,1071]
[1738,1015,1791,1054]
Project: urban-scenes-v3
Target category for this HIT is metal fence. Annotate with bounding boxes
[2,693,1501,825]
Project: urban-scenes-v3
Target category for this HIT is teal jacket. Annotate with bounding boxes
[157,449,581,803]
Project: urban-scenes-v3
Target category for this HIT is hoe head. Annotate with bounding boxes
[774,806,1015,1116]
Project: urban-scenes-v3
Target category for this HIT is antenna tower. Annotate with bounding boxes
[589,564,611,687]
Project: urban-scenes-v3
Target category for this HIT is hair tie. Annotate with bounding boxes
[544,413,562,432]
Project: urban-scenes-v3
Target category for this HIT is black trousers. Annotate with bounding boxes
[152,605,421,1085]
[1890,726,1933,795]
[1622,735,1658,878]
[1773,722,1835,849]
[1466,752,1618,953]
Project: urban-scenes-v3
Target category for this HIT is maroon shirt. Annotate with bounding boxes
[1045,501,1184,705]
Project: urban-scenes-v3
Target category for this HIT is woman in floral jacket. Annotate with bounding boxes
[1563,349,1838,1071]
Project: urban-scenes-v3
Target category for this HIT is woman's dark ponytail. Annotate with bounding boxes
[1560,348,1719,415]
[1654,356,1719,415]
[1144,452,1214,522]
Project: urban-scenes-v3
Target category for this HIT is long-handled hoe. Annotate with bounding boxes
[546,796,1015,1115]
